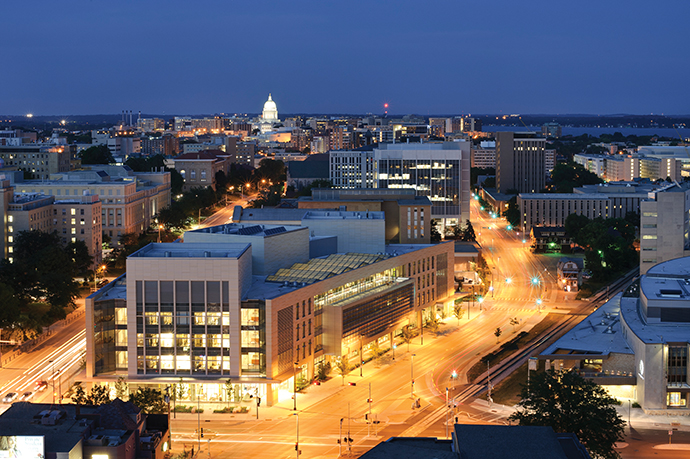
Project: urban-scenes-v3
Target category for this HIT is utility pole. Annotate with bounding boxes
[339,418,343,456]
[348,403,352,454]
[410,354,416,398]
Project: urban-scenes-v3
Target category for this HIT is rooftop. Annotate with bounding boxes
[302,210,385,220]
[266,252,389,285]
[541,294,634,358]
[185,223,305,239]
[129,242,250,259]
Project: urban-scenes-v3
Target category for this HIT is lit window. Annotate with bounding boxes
[7,216,12,223]
[71,237,76,243]
[7,236,12,243]
[71,208,76,215]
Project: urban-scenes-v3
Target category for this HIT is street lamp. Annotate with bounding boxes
[392,343,396,361]
[293,362,299,411]
[158,224,164,243]
[410,354,416,398]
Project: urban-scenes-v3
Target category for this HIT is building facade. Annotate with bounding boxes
[496,132,545,194]
[639,183,690,274]
[330,142,471,230]
[86,231,456,407]
[0,144,70,180]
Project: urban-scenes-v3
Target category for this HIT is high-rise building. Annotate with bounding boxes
[496,132,545,194]
[471,141,496,168]
[541,122,562,138]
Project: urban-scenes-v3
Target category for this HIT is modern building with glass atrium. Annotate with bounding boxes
[86,223,456,406]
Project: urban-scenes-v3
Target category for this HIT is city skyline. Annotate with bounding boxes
[1,1,689,115]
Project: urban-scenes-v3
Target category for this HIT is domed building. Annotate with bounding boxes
[259,93,279,134]
[262,94,278,122]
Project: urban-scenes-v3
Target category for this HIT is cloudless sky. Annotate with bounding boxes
[1,0,689,115]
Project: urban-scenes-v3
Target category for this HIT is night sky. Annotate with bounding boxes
[2,1,688,115]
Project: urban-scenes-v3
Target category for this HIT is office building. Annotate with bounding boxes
[541,256,690,412]
[13,166,170,246]
[496,132,545,194]
[470,141,496,168]
[545,148,556,176]
[639,182,690,274]
[517,182,662,234]
[0,144,70,180]
[298,188,432,244]
[541,122,562,138]
[137,117,166,132]
[604,155,639,182]
[330,142,471,230]
[140,133,179,157]
[0,179,102,266]
[86,231,456,407]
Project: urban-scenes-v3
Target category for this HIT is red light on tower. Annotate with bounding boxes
[384,103,389,117]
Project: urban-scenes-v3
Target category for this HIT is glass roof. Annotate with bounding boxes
[266,252,388,284]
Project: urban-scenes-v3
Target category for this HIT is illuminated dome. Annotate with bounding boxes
[262,93,278,122]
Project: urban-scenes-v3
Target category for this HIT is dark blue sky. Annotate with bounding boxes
[2,1,688,115]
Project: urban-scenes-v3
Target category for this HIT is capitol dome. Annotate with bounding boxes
[262,93,278,121]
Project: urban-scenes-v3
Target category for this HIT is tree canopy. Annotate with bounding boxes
[565,214,637,280]
[551,161,603,193]
[509,370,625,459]
[458,220,476,242]
[79,145,114,165]
[129,387,167,414]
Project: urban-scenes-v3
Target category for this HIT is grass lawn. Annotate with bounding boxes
[491,361,528,406]
[466,314,561,383]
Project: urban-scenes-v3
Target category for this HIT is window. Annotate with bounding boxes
[71,208,76,215]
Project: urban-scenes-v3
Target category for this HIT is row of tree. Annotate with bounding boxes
[0,231,93,332]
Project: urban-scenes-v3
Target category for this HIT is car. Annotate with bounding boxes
[97,279,109,288]
[35,381,48,391]
[19,391,33,401]
[2,392,18,403]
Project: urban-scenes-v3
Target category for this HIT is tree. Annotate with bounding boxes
[79,145,114,165]
[494,327,502,343]
[425,317,439,335]
[504,197,520,227]
[369,341,383,362]
[509,370,625,459]
[334,358,351,386]
[115,376,128,401]
[315,361,331,382]
[225,378,233,407]
[551,162,603,193]
[72,383,87,405]
[453,302,465,324]
[88,384,111,405]
[65,240,94,278]
[1,230,80,315]
[129,387,167,414]
[509,317,519,333]
[0,282,20,328]
[400,325,415,352]
[430,219,442,242]
[459,220,476,242]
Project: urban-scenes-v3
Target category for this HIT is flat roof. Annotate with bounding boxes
[129,242,250,259]
[541,294,634,358]
[185,223,305,238]
[0,403,88,453]
[302,210,385,220]
[620,295,690,344]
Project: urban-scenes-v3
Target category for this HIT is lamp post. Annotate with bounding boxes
[392,343,396,361]
[293,362,298,411]
[158,224,164,243]
[339,418,344,456]
[410,354,416,398]
[294,412,300,459]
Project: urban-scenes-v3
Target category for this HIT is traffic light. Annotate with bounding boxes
[257,397,261,407]
[348,382,357,386]
[200,428,204,438]
[366,398,372,403]
[295,443,299,451]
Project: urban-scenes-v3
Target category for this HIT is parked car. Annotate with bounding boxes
[2,392,18,403]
